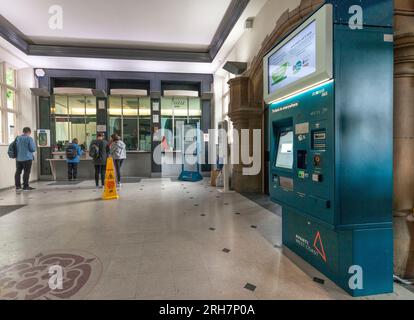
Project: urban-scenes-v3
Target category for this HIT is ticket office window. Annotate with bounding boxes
[52,95,97,149]
[108,96,151,152]
[160,97,201,151]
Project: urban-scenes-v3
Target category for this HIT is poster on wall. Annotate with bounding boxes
[97,125,107,132]
[153,127,161,142]
[268,21,317,95]
[98,100,106,110]
[37,129,51,148]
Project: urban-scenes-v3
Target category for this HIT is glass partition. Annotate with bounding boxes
[161,97,173,151]
[139,97,151,151]
[108,96,151,151]
[52,95,97,149]
[188,97,202,127]
[160,96,202,151]
[123,97,139,150]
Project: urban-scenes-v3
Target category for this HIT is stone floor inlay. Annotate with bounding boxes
[0,250,103,300]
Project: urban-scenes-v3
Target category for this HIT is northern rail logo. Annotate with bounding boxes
[313,231,327,263]
[295,231,327,263]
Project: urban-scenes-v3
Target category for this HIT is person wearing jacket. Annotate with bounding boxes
[14,127,36,191]
[110,133,127,187]
[66,138,83,181]
[89,133,110,189]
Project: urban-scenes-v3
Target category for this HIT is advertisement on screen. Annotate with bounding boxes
[268,21,317,95]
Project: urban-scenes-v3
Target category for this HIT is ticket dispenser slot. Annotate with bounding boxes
[297,150,307,169]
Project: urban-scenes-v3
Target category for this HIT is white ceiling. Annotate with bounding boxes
[0,0,231,51]
[0,0,269,74]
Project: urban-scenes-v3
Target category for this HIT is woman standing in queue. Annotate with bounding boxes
[89,133,110,189]
[110,133,127,188]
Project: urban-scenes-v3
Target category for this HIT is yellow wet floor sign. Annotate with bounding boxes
[102,157,119,200]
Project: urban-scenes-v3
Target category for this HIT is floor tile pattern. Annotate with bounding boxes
[0,178,412,300]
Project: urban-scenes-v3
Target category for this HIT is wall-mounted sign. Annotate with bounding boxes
[153,115,159,123]
[203,133,210,142]
[37,129,51,147]
[152,102,159,112]
[98,100,106,110]
[97,125,107,132]
[153,127,161,142]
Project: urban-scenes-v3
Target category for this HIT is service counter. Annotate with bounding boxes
[47,151,152,180]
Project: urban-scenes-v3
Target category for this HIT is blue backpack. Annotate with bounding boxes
[66,144,77,160]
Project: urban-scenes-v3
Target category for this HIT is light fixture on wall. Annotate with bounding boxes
[30,88,50,97]
[34,69,46,78]
[223,61,248,75]
[92,89,107,98]
[245,17,254,29]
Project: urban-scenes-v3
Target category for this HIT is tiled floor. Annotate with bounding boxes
[0,178,413,300]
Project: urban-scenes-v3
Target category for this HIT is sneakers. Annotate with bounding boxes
[16,186,22,192]
[22,186,36,191]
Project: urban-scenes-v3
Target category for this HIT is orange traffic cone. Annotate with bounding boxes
[102,157,119,200]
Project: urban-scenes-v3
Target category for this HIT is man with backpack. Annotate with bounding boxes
[8,127,36,191]
[89,133,109,189]
[66,138,83,181]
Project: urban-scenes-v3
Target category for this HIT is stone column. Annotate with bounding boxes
[393,0,414,278]
[228,77,262,193]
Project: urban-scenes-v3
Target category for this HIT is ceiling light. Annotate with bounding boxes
[35,69,46,78]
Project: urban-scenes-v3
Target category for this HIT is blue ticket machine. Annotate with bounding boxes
[264,1,394,296]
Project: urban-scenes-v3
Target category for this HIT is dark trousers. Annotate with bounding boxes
[67,163,78,180]
[94,165,106,187]
[114,159,124,184]
[15,160,32,189]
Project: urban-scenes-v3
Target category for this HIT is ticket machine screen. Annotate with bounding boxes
[275,131,294,169]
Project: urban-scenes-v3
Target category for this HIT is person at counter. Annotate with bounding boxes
[110,133,127,187]
[89,133,109,189]
[65,138,83,181]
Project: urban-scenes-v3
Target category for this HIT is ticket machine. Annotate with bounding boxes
[264,1,394,296]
